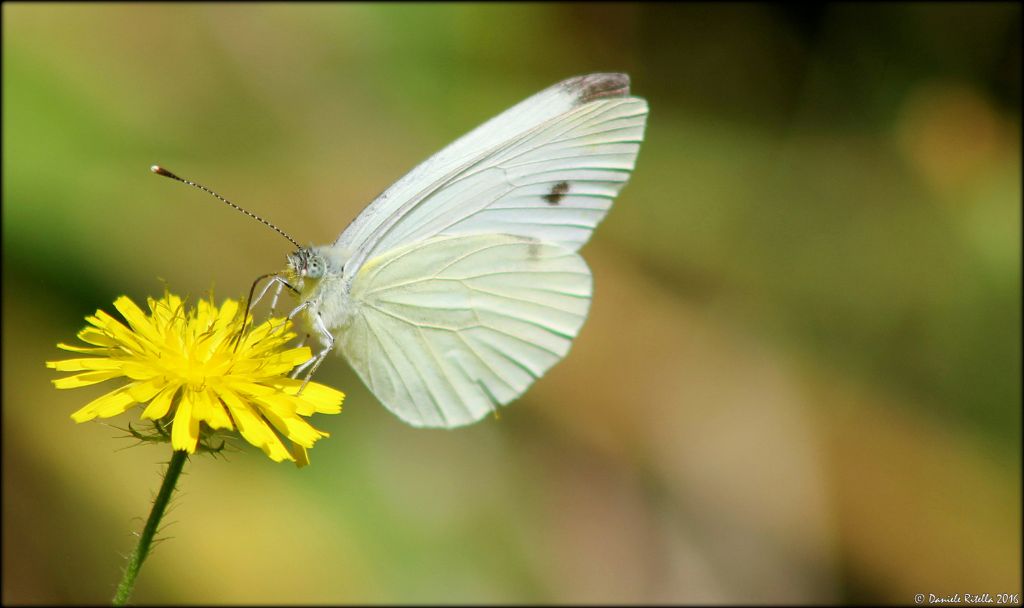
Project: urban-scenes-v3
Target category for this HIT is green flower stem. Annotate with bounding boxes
[112,449,188,606]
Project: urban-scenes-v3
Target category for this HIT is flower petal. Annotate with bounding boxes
[276,380,345,415]
[54,342,116,355]
[148,293,184,326]
[258,401,327,449]
[289,444,311,468]
[46,358,124,372]
[129,378,166,402]
[230,380,292,402]
[53,370,124,389]
[119,360,163,381]
[75,327,121,348]
[231,349,311,377]
[87,310,137,344]
[141,384,179,420]
[193,388,233,431]
[217,388,291,462]
[171,390,200,453]
[114,296,164,346]
[71,386,137,422]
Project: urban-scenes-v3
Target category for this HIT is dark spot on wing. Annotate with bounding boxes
[527,241,542,261]
[543,181,570,205]
[563,73,631,104]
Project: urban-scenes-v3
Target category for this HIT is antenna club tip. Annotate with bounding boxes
[150,165,177,179]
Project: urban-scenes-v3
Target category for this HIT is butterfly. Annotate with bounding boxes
[155,73,648,428]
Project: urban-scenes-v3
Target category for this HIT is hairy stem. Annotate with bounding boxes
[112,449,188,605]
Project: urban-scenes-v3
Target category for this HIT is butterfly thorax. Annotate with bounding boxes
[285,245,354,337]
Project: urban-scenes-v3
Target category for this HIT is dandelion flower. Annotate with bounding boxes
[47,291,343,465]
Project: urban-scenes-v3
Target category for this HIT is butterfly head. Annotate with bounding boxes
[286,247,327,289]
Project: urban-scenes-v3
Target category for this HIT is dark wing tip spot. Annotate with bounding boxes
[564,73,631,104]
[543,181,570,205]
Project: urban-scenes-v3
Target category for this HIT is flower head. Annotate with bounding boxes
[47,291,343,466]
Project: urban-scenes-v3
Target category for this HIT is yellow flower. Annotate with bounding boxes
[47,291,343,466]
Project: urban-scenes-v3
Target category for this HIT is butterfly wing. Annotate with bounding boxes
[341,233,591,428]
[334,73,648,275]
[324,74,646,427]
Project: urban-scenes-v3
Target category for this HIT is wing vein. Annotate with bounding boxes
[416,326,475,421]
[364,316,429,424]
[366,294,571,351]
[373,311,450,426]
[453,331,518,393]
[466,284,588,311]
[363,268,588,297]
[489,101,630,168]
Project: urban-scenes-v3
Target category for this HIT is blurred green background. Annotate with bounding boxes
[3,3,1020,604]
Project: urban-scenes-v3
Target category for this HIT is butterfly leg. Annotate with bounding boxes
[268,280,286,316]
[234,274,300,349]
[281,301,330,373]
[252,276,294,313]
[290,312,334,394]
[250,276,278,309]
[280,300,311,336]
[232,274,292,351]
[254,279,288,338]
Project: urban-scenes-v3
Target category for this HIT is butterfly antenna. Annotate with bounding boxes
[150,165,301,249]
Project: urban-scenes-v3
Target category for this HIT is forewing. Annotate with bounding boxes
[335,73,648,275]
[340,234,592,428]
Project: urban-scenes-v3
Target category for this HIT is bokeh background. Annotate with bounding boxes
[3,3,1020,604]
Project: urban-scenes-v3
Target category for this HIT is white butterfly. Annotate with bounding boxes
[159,73,648,428]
